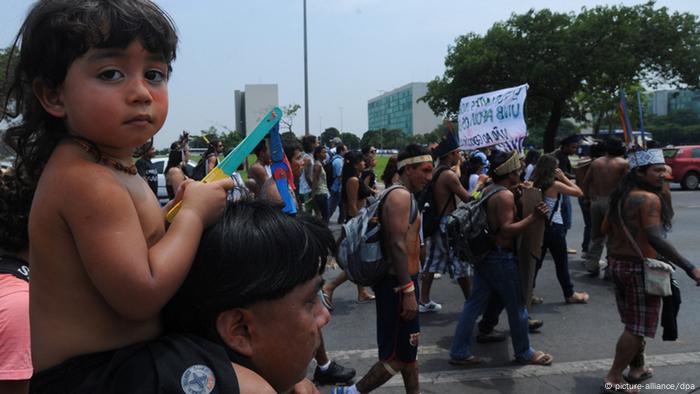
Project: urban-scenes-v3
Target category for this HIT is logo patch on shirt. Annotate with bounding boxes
[181,364,216,394]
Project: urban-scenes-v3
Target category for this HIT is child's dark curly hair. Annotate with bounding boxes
[0,169,32,253]
[2,0,178,193]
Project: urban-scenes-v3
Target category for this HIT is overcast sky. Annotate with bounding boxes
[1,0,698,148]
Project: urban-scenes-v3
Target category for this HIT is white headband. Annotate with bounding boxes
[628,149,665,169]
[397,155,433,170]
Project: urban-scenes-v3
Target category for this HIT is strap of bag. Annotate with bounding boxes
[616,200,646,260]
[548,194,562,225]
[434,166,455,218]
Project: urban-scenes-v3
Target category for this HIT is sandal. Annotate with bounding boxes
[356,294,375,304]
[448,355,481,366]
[518,350,553,366]
[565,291,589,304]
[624,367,654,383]
[531,296,544,305]
[320,291,334,311]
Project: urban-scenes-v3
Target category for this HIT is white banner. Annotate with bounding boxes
[458,84,528,152]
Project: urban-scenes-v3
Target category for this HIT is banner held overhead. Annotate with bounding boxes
[458,84,528,152]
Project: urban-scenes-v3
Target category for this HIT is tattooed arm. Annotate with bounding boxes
[641,193,700,285]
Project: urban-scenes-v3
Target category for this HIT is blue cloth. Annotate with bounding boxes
[472,151,490,175]
[450,247,534,362]
[330,156,344,193]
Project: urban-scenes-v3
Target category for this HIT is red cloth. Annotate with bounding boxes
[0,274,32,380]
[608,256,662,338]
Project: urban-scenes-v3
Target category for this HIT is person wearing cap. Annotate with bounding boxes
[601,149,700,393]
[580,137,629,276]
[449,150,554,367]
[420,133,475,313]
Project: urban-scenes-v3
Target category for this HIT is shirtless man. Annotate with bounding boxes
[332,144,433,394]
[581,137,629,275]
[602,149,700,393]
[420,134,476,312]
[449,151,554,366]
[248,139,272,195]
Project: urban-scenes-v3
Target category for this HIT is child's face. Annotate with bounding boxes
[46,40,169,155]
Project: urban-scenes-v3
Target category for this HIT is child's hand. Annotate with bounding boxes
[179,178,235,227]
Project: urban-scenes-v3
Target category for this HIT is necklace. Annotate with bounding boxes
[70,137,138,176]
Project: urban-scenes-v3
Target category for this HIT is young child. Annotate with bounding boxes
[2,0,233,382]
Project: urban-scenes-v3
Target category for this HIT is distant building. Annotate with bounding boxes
[367,82,441,136]
[647,89,700,117]
[234,84,279,136]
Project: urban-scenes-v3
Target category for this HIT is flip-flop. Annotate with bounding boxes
[356,294,376,304]
[517,350,553,366]
[320,291,334,311]
[624,368,654,383]
[448,355,481,366]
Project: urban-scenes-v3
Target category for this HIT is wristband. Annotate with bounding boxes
[394,281,415,294]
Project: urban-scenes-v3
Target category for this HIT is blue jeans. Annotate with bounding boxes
[561,194,572,231]
[450,247,534,362]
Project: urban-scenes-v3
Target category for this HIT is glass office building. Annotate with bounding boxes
[367,82,441,136]
[647,89,700,117]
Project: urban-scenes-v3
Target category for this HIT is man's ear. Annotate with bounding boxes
[32,79,65,118]
[216,309,253,357]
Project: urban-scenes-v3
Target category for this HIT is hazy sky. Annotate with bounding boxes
[1,0,698,148]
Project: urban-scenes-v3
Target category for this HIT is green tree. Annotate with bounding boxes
[360,129,383,149]
[340,132,361,150]
[320,127,341,145]
[281,104,301,134]
[422,3,700,152]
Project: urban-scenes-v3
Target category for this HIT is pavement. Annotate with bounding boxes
[313,185,700,394]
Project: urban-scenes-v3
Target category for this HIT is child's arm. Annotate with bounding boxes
[63,170,233,321]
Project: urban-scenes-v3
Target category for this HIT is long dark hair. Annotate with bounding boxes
[381,155,398,187]
[609,166,673,232]
[2,0,178,194]
[340,150,364,203]
[530,154,558,193]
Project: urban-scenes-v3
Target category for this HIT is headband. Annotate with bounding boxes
[493,151,521,176]
[628,149,665,169]
[397,155,433,170]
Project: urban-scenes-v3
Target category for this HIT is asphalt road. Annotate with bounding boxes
[316,186,700,393]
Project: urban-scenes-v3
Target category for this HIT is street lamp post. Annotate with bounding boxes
[339,106,343,132]
[303,0,310,136]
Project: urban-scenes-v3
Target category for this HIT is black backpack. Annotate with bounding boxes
[418,166,453,237]
[324,155,342,191]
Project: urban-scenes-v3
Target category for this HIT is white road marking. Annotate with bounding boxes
[327,348,700,387]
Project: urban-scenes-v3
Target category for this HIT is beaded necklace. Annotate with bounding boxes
[70,137,138,176]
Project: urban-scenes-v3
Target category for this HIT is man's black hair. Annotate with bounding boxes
[253,139,268,156]
[397,144,430,174]
[604,137,626,157]
[335,143,347,154]
[609,165,673,232]
[488,149,515,182]
[163,200,335,341]
[301,135,317,154]
[283,139,302,162]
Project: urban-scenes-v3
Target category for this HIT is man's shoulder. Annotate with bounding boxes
[627,189,660,208]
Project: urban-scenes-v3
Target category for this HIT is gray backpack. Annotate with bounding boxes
[337,185,416,286]
[445,185,505,265]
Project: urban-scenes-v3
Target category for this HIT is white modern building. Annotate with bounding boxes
[367,82,442,136]
[234,84,279,136]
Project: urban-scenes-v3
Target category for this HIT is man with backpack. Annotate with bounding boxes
[420,134,476,313]
[327,143,347,223]
[332,144,433,394]
[449,150,554,367]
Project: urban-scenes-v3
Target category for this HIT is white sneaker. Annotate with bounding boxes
[419,300,442,313]
[433,273,442,279]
